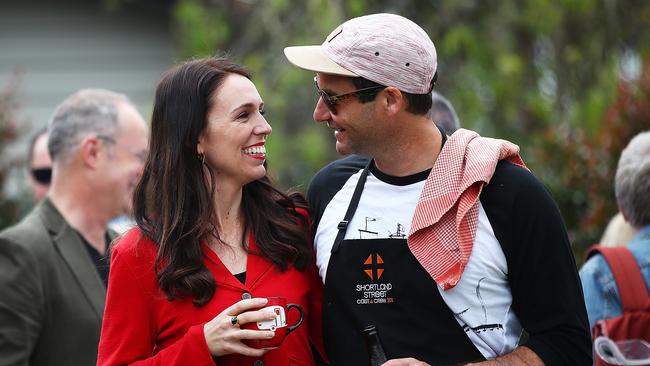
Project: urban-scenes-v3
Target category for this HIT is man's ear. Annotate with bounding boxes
[79,135,102,168]
[381,86,405,117]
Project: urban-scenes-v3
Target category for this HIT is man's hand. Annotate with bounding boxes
[382,358,430,366]
[381,347,543,366]
[465,346,544,366]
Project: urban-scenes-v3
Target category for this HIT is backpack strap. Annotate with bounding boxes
[586,245,650,312]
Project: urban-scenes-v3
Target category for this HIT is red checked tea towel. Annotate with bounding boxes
[408,129,527,290]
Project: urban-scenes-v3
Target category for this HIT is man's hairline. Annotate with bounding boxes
[51,99,130,167]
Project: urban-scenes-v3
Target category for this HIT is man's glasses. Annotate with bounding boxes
[98,135,147,163]
[31,168,52,185]
[314,77,383,114]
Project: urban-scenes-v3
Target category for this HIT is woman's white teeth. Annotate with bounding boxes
[242,145,266,154]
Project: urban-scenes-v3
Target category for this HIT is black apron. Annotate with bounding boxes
[322,161,485,366]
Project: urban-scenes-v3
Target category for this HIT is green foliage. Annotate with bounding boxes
[173,0,230,59]
[171,0,650,258]
[533,60,650,260]
[346,0,366,17]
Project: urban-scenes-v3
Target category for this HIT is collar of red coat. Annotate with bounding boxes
[407,129,527,290]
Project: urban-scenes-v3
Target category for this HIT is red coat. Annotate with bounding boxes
[97,228,324,366]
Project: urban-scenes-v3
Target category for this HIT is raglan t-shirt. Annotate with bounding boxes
[308,154,591,365]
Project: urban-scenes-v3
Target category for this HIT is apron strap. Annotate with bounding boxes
[331,159,372,254]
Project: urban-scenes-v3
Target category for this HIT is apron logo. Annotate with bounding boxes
[355,254,394,305]
[363,253,384,280]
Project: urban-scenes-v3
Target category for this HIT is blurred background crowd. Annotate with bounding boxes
[1,0,650,261]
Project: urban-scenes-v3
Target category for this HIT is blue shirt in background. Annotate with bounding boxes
[579,225,650,330]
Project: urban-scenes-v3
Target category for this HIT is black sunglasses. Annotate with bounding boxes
[314,77,383,114]
[31,168,52,185]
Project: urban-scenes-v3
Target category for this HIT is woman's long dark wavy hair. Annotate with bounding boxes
[133,58,312,307]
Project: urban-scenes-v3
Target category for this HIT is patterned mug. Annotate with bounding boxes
[242,297,304,349]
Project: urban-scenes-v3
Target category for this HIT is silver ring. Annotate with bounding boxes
[230,316,239,326]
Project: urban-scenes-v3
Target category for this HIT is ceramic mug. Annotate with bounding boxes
[243,297,304,349]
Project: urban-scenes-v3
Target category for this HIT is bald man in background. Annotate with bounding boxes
[429,91,460,136]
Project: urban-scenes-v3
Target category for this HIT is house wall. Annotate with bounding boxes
[0,0,175,199]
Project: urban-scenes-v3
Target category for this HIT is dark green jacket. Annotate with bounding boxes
[0,198,117,366]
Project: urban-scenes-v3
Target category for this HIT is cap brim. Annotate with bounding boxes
[284,46,357,77]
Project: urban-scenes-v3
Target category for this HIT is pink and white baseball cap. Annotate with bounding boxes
[284,13,437,94]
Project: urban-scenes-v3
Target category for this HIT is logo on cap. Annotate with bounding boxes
[326,26,343,43]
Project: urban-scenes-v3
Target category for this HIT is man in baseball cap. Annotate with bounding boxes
[285,13,591,366]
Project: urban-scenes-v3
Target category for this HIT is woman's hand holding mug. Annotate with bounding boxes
[203,298,277,357]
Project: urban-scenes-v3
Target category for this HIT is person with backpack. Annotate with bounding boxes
[580,130,650,365]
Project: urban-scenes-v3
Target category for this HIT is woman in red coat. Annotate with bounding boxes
[97,58,324,365]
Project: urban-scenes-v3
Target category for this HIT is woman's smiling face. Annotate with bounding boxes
[198,73,272,187]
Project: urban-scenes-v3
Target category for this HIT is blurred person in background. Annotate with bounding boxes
[97,58,324,366]
[429,91,460,136]
[0,88,148,366]
[580,131,650,329]
[27,128,52,202]
[25,127,136,234]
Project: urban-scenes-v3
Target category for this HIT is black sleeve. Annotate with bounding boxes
[481,161,592,366]
[307,154,369,233]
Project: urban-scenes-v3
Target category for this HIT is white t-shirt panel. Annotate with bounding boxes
[314,170,424,280]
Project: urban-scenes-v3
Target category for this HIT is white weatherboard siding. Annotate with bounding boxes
[0,0,174,197]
